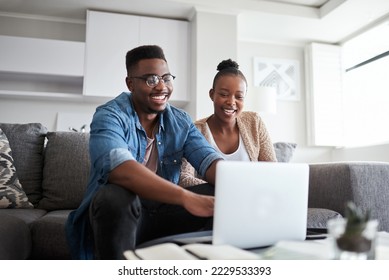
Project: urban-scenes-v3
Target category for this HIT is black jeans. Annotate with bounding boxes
[89,183,214,259]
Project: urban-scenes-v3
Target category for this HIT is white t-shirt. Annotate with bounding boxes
[205,123,250,161]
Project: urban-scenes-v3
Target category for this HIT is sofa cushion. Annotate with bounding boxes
[273,142,297,162]
[0,123,47,206]
[30,210,72,259]
[38,132,90,210]
[307,208,342,230]
[0,214,32,259]
[0,128,33,208]
[0,208,47,225]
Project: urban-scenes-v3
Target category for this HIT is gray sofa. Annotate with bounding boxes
[308,161,389,230]
[0,123,89,259]
[1,122,388,259]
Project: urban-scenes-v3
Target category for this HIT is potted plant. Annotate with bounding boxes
[336,202,372,253]
[327,201,378,259]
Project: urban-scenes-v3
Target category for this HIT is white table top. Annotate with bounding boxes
[255,231,389,260]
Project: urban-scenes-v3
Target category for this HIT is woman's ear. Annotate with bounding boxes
[209,89,214,101]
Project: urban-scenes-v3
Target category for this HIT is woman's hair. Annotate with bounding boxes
[212,59,248,89]
[126,45,166,75]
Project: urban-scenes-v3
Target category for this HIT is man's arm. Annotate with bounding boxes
[108,160,214,217]
[183,121,224,181]
[203,159,222,186]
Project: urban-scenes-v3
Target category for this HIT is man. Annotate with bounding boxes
[65,45,224,259]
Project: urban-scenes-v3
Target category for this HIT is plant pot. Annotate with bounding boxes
[327,218,378,260]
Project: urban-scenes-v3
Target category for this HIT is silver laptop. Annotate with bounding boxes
[212,161,309,249]
[136,161,309,250]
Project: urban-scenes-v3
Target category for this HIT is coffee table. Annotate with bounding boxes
[252,231,389,260]
[135,230,389,260]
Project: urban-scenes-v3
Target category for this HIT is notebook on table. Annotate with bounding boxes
[135,161,309,251]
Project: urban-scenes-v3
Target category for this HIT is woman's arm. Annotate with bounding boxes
[257,117,277,162]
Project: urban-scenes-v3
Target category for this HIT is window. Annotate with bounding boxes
[342,22,389,147]
[305,43,343,147]
[305,21,389,147]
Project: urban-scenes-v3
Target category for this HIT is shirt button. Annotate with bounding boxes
[158,142,161,145]
[173,160,177,163]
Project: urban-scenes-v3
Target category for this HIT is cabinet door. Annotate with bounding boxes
[83,11,140,97]
[139,17,189,103]
[0,35,84,77]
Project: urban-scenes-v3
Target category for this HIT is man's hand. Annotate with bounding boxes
[181,189,214,217]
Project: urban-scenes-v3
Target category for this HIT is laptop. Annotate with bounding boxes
[137,161,309,250]
[212,161,309,249]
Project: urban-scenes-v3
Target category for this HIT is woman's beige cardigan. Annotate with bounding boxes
[179,111,277,187]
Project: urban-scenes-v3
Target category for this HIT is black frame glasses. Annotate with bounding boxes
[130,74,176,88]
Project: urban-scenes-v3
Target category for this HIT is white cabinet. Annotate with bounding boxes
[0,35,85,99]
[0,35,84,76]
[83,11,139,98]
[139,17,189,103]
[83,10,189,105]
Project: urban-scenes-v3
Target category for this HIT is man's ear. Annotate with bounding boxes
[125,77,133,92]
[209,89,214,101]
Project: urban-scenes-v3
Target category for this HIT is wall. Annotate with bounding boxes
[332,144,389,162]
[0,11,333,162]
[0,97,103,132]
[187,10,334,163]
[2,11,387,163]
[238,41,333,163]
[187,10,238,119]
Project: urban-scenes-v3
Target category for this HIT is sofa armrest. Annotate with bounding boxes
[308,162,389,232]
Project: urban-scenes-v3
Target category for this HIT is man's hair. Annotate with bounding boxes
[126,45,167,74]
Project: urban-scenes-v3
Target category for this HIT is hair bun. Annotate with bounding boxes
[217,59,239,71]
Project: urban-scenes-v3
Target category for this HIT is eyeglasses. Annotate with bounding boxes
[130,74,176,88]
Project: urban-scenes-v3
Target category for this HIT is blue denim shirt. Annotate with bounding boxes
[65,92,223,259]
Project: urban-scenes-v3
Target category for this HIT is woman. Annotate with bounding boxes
[179,59,277,187]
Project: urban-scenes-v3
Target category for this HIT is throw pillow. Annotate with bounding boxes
[0,123,47,206]
[0,128,33,208]
[307,208,342,230]
[273,142,297,162]
[38,132,90,210]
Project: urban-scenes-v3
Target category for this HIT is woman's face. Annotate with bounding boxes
[209,75,247,123]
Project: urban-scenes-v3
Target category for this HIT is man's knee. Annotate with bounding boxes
[91,184,141,219]
[89,184,141,259]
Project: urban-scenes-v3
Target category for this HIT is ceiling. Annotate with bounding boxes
[263,0,329,7]
[0,0,389,45]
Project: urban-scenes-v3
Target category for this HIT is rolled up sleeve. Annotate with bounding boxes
[90,106,137,185]
[183,122,224,177]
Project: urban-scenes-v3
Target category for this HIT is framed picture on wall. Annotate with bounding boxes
[253,57,300,101]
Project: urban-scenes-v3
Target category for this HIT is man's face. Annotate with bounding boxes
[126,58,173,115]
